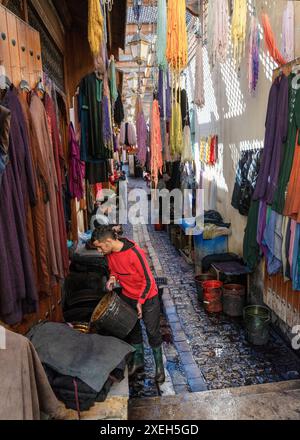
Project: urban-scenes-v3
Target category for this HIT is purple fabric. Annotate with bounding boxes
[0,87,38,325]
[69,123,85,201]
[253,75,289,203]
[166,68,172,120]
[102,95,112,144]
[158,68,164,119]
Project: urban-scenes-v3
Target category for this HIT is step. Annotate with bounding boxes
[129,380,300,420]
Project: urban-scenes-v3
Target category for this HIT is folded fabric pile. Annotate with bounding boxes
[203,223,232,239]
[27,322,134,412]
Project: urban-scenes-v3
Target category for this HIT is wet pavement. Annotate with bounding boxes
[123,178,300,398]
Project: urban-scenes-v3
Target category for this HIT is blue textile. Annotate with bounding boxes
[263,210,283,275]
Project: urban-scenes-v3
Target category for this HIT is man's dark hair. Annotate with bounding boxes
[92,225,118,243]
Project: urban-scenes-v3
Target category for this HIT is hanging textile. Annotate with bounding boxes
[166,0,188,72]
[88,0,104,56]
[151,100,163,189]
[158,68,165,118]
[156,0,167,70]
[109,56,118,104]
[69,123,85,201]
[136,110,148,167]
[210,0,229,66]
[282,1,294,63]
[166,68,172,120]
[127,123,137,146]
[194,36,205,108]
[248,15,260,95]
[114,91,124,126]
[181,125,193,163]
[0,105,10,188]
[262,13,287,66]
[170,101,183,156]
[231,0,247,65]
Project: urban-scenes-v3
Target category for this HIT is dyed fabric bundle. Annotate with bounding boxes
[166,69,172,120]
[181,125,193,163]
[150,100,163,189]
[127,123,137,146]
[166,0,188,72]
[156,0,167,70]
[282,1,294,62]
[136,104,148,167]
[69,123,85,201]
[262,13,287,66]
[88,0,104,56]
[210,0,229,66]
[109,57,118,104]
[248,15,260,95]
[231,0,247,65]
[194,36,205,108]
[170,101,183,156]
[158,68,165,118]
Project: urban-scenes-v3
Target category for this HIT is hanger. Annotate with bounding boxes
[36,76,45,94]
[20,79,30,92]
[0,74,12,90]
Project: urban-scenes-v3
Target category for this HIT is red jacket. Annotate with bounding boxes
[106,239,158,304]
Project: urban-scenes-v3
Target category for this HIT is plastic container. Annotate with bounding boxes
[202,280,223,313]
[194,234,228,274]
[243,305,271,345]
[195,273,216,302]
[223,284,246,317]
[90,292,138,339]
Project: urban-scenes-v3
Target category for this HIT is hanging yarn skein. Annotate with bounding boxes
[88,0,104,56]
[166,0,188,72]
[262,14,287,66]
[156,0,167,70]
[151,100,163,189]
[136,96,148,167]
[211,0,229,65]
[170,100,183,156]
[282,1,294,63]
[109,56,118,103]
[231,0,247,65]
[248,15,260,95]
[181,125,194,163]
[194,35,205,108]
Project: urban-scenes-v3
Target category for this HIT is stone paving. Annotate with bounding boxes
[124,177,300,398]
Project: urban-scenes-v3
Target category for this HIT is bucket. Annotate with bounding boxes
[195,273,216,302]
[243,305,271,345]
[90,292,138,339]
[223,284,246,317]
[202,280,223,313]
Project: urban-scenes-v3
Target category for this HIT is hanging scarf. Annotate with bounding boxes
[210,0,229,66]
[109,57,118,103]
[248,15,260,95]
[88,0,104,56]
[151,100,163,189]
[166,0,188,72]
[282,1,294,63]
[194,36,205,108]
[231,0,247,65]
[262,13,287,66]
[156,0,167,70]
[170,101,183,156]
[181,125,193,163]
[158,68,165,118]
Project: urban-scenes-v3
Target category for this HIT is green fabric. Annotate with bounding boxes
[272,74,300,214]
[109,59,118,103]
[243,200,260,271]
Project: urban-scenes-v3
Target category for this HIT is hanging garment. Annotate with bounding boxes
[253,74,289,203]
[69,122,85,201]
[136,108,148,167]
[262,210,283,275]
[180,89,190,128]
[256,200,268,259]
[0,105,11,187]
[44,93,69,277]
[272,74,300,214]
[0,88,38,325]
[0,328,63,420]
[243,200,260,270]
[30,93,64,281]
[114,91,124,126]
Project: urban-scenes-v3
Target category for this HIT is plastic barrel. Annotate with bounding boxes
[195,273,216,302]
[243,305,271,345]
[202,280,223,313]
[90,292,138,339]
[223,284,246,317]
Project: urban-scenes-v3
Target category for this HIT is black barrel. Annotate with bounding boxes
[90,292,138,339]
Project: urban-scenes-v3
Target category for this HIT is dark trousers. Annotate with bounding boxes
[120,293,162,348]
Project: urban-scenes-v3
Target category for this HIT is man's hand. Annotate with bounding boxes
[106,276,116,292]
[137,303,143,320]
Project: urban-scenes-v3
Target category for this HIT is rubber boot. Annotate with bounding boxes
[152,346,165,384]
[128,343,144,377]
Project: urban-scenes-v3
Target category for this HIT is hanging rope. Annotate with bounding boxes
[262,13,287,66]
[248,15,260,95]
[282,1,294,63]
[166,0,188,72]
[231,0,247,65]
[151,100,163,189]
[156,0,167,70]
[88,0,104,56]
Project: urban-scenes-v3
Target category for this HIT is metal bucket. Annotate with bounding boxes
[90,292,138,339]
[243,305,271,346]
[202,280,223,313]
[195,273,216,302]
[223,284,246,317]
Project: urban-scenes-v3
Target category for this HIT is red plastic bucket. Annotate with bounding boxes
[202,280,223,313]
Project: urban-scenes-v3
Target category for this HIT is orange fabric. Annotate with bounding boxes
[262,14,287,66]
[284,131,300,221]
[150,100,163,189]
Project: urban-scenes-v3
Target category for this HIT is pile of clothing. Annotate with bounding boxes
[203,210,231,239]
[27,322,134,412]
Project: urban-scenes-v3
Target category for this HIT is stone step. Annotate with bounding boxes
[129,380,300,420]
